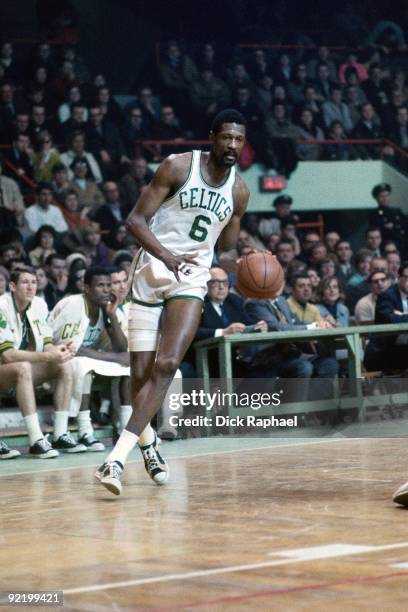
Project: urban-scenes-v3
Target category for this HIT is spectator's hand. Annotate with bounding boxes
[255,320,268,332]
[323,314,337,327]
[100,150,111,163]
[16,168,26,176]
[222,322,246,335]
[56,270,68,292]
[120,155,131,164]
[384,222,394,229]
[80,206,91,219]
[317,319,334,329]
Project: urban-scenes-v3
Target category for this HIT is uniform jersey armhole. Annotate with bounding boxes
[163,152,195,203]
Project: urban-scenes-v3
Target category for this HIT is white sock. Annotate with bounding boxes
[138,423,155,447]
[78,410,93,437]
[54,411,68,439]
[100,399,110,415]
[24,413,44,445]
[119,405,132,431]
[105,429,139,466]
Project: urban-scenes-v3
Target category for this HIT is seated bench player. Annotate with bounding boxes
[48,266,131,450]
[0,266,83,458]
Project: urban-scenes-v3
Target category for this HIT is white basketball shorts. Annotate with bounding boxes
[128,250,208,352]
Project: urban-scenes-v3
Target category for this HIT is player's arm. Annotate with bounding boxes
[102,294,128,352]
[217,176,250,272]
[75,346,129,367]
[125,154,198,280]
[1,344,72,364]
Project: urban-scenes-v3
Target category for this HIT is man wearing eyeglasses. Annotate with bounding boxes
[364,264,408,373]
[196,266,266,340]
[354,271,391,322]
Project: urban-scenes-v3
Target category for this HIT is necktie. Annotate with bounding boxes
[220,304,229,326]
[271,300,287,323]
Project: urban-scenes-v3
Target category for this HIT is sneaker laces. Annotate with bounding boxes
[38,436,52,451]
[0,440,9,451]
[143,446,161,471]
[105,462,122,479]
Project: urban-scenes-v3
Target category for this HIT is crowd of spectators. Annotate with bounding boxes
[0,29,407,447]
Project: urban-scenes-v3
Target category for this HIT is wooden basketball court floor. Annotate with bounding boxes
[2,429,408,611]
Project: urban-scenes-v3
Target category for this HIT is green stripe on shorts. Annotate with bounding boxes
[165,295,204,303]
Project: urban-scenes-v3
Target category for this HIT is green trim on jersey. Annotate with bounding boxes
[165,295,204,303]
[163,151,195,203]
[198,151,231,189]
[0,341,14,353]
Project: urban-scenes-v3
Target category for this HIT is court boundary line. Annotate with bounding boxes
[63,541,408,596]
[0,436,362,478]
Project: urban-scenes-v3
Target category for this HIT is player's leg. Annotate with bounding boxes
[99,299,202,494]
[0,362,58,459]
[31,361,85,453]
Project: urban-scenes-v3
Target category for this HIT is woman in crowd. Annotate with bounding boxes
[316,276,350,327]
[79,223,110,267]
[347,249,372,287]
[33,130,60,182]
[295,108,324,161]
[29,224,57,266]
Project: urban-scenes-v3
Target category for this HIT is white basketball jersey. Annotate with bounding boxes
[148,150,235,268]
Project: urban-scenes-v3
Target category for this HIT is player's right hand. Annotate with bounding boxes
[46,344,73,364]
[223,322,246,335]
[163,252,198,282]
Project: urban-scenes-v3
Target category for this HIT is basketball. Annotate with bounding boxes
[236,251,284,299]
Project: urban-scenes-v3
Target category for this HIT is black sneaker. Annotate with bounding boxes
[95,461,123,495]
[30,436,59,459]
[52,433,86,453]
[140,432,169,485]
[0,440,21,459]
[78,432,105,452]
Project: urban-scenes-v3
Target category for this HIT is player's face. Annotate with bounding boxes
[86,275,112,305]
[110,271,128,302]
[210,123,246,167]
[11,273,37,304]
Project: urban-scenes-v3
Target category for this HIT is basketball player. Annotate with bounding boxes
[0,266,78,458]
[96,109,249,495]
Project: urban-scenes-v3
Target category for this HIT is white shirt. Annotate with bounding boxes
[25,203,68,234]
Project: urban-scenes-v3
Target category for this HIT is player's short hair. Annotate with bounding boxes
[84,266,110,286]
[10,266,36,283]
[211,109,246,134]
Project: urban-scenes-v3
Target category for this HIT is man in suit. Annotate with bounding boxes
[194,266,267,377]
[335,240,355,288]
[86,106,129,179]
[241,290,336,378]
[92,181,127,231]
[364,263,408,371]
[196,266,266,341]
